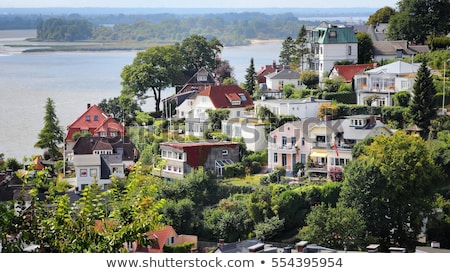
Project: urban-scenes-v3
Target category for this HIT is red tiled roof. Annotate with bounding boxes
[65,104,124,142]
[136,226,176,253]
[256,62,282,83]
[333,64,377,82]
[197,85,253,109]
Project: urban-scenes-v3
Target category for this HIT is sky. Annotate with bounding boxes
[2,0,399,9]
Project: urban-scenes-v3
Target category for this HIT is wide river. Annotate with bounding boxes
[0,29,282,160]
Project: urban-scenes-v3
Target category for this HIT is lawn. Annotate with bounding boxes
[221,174,264,187]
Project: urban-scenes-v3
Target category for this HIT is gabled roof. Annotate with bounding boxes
[373,40,430,56]
[340,115,392,140]
[94,117,125,134]
[67,104,108,130]
[365,61,421,75]
[66,104,124,142]
[271,120,304,135]
[331,64,377,82]
[144,225,177,253]
[73,136,137,161]
[256,61,282,83]
[265,66,300,80]
[197,85,254,109]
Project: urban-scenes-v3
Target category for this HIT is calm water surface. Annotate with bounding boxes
[0,30,282,160]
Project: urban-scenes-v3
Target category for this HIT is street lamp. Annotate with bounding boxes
[444,59,450,116]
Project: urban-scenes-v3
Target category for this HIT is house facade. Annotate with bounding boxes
[268,120,311,176]
[354,61,420,107]
[177,85,254,137]
[309,22,358,83]
[221,117,267,152]
[253,97,331,120]
[72,136,138,191]
[264,65,301,92]
[158,141,240,180]
[305,115,393,180]
[268,115,393,179]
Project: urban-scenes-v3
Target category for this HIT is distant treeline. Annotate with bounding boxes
[5,12,336,46]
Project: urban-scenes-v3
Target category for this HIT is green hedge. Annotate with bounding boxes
[323,91,357,104]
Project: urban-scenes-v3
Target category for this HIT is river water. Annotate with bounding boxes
[0,29,282,160]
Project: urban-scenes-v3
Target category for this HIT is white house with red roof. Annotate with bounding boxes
[65,103,125,155]
[177,84,254,138]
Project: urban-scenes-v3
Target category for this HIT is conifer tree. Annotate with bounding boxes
[409,61,438,138]
[244,57,256,97]
[34,98,64,160]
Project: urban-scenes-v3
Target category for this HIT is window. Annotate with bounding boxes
[329,31,337,38]
[222,150,229,156]
[401,80,409,89]
[238,93,247,101]
[282,154,287,166]
[348,45,352,55]
[100,131,107,137]
[110,131,117,137]
[301,137,305,146]
[85,115,90,121]
[291,137,296,147]
[94,115,98,121]
[301,154,306,164]
[282,136,287,146]
[80,169,87,177]
[274,153,278,163]
[90,168,97,177]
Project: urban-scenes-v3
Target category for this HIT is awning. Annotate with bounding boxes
[310,152,327,158]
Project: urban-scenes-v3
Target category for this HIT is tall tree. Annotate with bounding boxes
[298,203,367,251]
[408,61,438,138]
[340,131,442,252]
[178,34,223,72]
[295,25,309,72]
[366,6,396,26]
[34,98,63,160]
[279,36,296,66]
[120,45,183,114]
[387,0,450,44]
[244,58,256,97]
[356,32,373,64]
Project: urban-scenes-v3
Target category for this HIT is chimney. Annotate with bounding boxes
[296,241,308,252]
[217,239,225,248]
[273,60,276,69]
[369,115,376,126]
[87,103,91,109]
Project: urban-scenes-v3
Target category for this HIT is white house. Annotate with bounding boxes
[72,136,138,191]
[253,97,331,120]
[354,61,421,107]
[265,65,301,91]
[309,22,358,83]
[221,117,267,152]
[177,84,254,138]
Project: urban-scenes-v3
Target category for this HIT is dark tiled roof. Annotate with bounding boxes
[73,136,137,161]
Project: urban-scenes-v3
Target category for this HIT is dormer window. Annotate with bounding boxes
[238,93,247,101]
[329,31,337,39]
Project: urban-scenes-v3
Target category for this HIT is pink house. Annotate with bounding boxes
[268,120,311,176]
